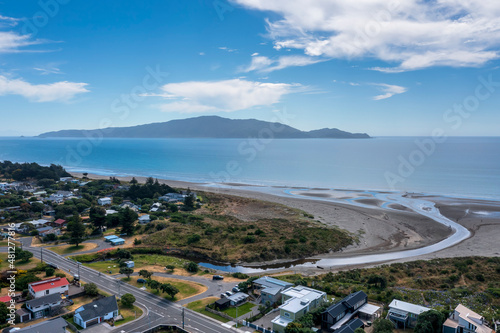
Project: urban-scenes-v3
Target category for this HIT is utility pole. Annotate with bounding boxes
[182,307,185,329]
[235,306,238,328]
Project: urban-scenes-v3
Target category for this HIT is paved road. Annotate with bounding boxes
[112,271,239,306]
[18,238,248,333]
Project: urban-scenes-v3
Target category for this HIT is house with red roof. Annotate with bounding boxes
[53,219,67,227]
[0,295,11,304]
[28,277,69,298]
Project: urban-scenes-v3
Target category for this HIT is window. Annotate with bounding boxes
[284,312,290,318]
[45,290,49,295]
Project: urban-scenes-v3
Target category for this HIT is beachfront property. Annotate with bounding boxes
[252,276,293,305]
[73,295,119,329]
[322,291,381,332]
[443,304,495,333]
[226,292,250,306]
[14,316,68,333]
[98,197,112,205]
[25,293,62,319]
[159,192,186,203]
[28,277,70,298]
[387,299,430,329]
[272,285,328,333]
[138,214,151,223]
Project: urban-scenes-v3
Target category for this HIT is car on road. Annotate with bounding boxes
[212,275,224,280]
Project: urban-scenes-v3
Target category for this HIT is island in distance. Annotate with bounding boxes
[38,116,370,139]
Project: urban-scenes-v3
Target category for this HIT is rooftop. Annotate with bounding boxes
[16,317,67,333]
[389,299,430,315]
[76,295,118,321]
[26,293,61,308]
[253,276,293,289]
[29,277,69,292]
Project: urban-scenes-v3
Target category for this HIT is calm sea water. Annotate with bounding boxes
[0,136,499,199]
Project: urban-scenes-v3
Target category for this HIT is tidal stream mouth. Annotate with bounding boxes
[193,186,473,274]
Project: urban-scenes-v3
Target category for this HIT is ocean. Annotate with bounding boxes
[0,136,499,199]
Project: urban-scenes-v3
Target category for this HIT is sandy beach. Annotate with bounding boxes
[71,172,500,272]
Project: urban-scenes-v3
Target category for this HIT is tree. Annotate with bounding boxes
[121,293,136,308]
[147,279,160,291]
[354,328,365,333]
[119,207,137,235]
[15,274,40,290]
[119,267,134,279]
[184,261,199,273]
[45,267,55,277]
[89,206,106,232]
[16,248,33,263]
[130,177,138,185]
[84,283,99,297]
[414,310,445,333]
[373,318,394,333]
[184,194,195,210]
[160,283,179,299]
[285,322,314,333]
[139,269,153,279]
[67,214,86,246]
[0,302,8,323]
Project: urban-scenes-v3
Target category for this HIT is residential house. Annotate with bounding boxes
[334,318,365,333]
[0,295,11,305]
[73,295,119,329]
[28,277,70,298]
[272,286,328,333]
[105,209,119,216]
[138,214,151,224]
[226,292,250,306]
[388,299,430,329]
[150,202,161,212]
[322,291,380,332]
[26,293,62,319]
[38,226,61,237]
[53,219,67,228]
[16,316,68,333]
[214,298,231,310]
[124,261,134,268]
[110,238,125,245]
[98,197,112,206]
[119,202,140,212]
[252,276,293,305]
[443,304,494,333]
[159,192,186,202]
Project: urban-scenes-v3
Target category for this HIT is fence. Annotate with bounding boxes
[204,306,234,321]
[243,320,275,333]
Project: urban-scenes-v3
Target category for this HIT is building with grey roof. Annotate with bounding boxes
[73,295,118,329]
[16,317,68,333]
[252,276,293,305]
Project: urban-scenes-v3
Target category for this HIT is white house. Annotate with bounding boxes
[443,304,494,333]
[388,299,430,329]
[28,277,69,298]
[74,295,119,328]
[98,197,112,205]
[272,286,328,333]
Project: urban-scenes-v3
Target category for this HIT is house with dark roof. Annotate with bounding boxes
[335,318,365,333]
[322,291,379,332]
[73,295,119,328]
[26,293,62,319]
[252,276,293,305]
[15,317,68,333]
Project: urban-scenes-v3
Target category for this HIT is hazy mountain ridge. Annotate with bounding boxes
[38,116,370,139]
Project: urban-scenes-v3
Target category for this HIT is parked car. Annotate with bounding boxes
[225,291,233,296]
[212,275,224,280]
[232,286,240,292]
[137,278,146,283]
[220,293,226,298]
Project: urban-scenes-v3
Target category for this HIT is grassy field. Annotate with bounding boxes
[115,304,143,326]
[0,252,39,271]
[127,276,207,301]
[83,261,121,274]
[222,302,255,318]
[184,297,230,323]
[141,192,353,263]
[49,243,98,255]
[81,254,190,275]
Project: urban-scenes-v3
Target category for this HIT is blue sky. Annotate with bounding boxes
[1,0,500,136]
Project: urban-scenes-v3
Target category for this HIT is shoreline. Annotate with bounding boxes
[70,171,500,273]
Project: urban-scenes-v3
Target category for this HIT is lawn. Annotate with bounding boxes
[0,253,39,271]
[184,297,230,323]
[84,261,121,274]
[115,304,143,326]
[127,276,207,301]
[222,302,255,318]
[50,243,97,255]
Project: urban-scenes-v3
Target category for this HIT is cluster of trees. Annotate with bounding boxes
[145,278,179,299]
[122,177,175,200]
[0,161,70,181]
[284,302,332,333]
[89,206,138,235]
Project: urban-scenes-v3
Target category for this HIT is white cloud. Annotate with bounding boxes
[199,52,205,56]
[0,31,42,53]
[242,55,326,72]
[34,64,64,75]
[0,75,90,102]
[152,79,297,113]
[371,83,407,100]
[219,46,237,52]
[0,15,20,27]
[232,0,500,71]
